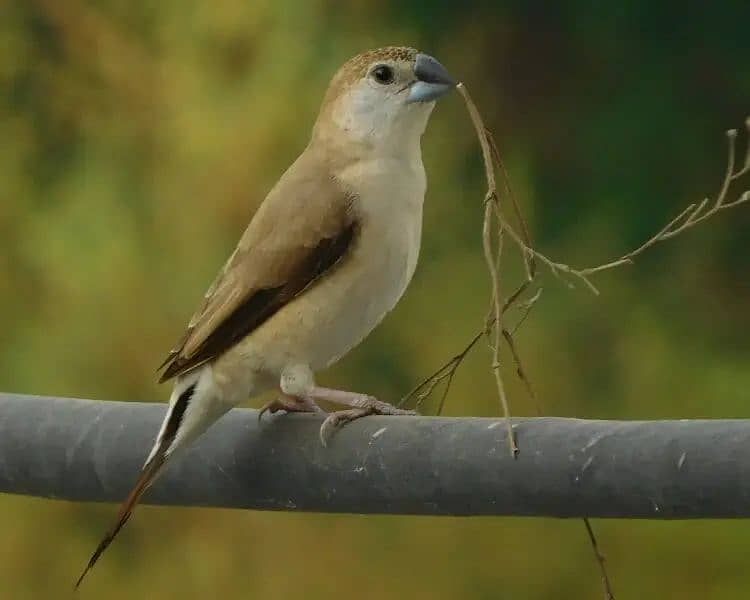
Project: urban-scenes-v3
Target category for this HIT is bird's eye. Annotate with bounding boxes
[371,65,394,85]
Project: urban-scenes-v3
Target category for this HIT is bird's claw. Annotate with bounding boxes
[318,403,418,447]
[258,395,324,422]
[258,399,284,422]
[319,407,372,447]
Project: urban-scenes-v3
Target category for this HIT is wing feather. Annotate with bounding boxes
[159,156,357,382]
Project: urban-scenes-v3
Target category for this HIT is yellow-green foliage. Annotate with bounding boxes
[1,2,749,598]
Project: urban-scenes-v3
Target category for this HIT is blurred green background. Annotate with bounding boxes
[2,1,750,598]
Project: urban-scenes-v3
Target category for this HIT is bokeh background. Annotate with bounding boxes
[2,2,750,598]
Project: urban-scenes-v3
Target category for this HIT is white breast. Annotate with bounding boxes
[231,154,426,379]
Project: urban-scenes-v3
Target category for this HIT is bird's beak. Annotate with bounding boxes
[406,53,457,104]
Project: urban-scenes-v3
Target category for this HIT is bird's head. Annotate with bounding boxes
[313,47,456,158]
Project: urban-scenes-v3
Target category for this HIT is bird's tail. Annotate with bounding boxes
[75,365,228,589]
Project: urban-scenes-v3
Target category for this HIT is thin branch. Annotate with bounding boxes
[501,328,541,416]
[495,122,750,288]
[484,235,517,455]
[420,92,748,600]
[458,82,518,456]
[411,83,749,598]
[405,95,747,600]
[398,330,484,411]
[509,288,543,336]
[584,518,616,600]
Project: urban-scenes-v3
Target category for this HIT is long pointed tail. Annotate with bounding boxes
[74,451,167,589]
[75,375,202,589]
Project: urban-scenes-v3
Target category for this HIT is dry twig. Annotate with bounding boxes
[402,86,749,600]
[403,111,750,424]
[494,119,750,294]
[584,517,616,600]
[460,84,617,597]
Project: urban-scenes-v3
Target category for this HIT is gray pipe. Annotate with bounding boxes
[1,393,748,518]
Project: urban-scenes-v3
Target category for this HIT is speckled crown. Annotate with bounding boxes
[332,46,418,88]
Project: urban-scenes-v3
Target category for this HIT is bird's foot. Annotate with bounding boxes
[258,393,325,422]
[310,387,417,446]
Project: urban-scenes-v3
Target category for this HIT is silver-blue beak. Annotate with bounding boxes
[406,53,457,104]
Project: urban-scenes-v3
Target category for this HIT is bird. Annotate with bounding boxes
[75,46,456,588]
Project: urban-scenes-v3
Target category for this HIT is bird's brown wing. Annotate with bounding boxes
[158,160,358,382]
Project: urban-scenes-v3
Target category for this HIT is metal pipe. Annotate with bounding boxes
[1,393,748,518]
